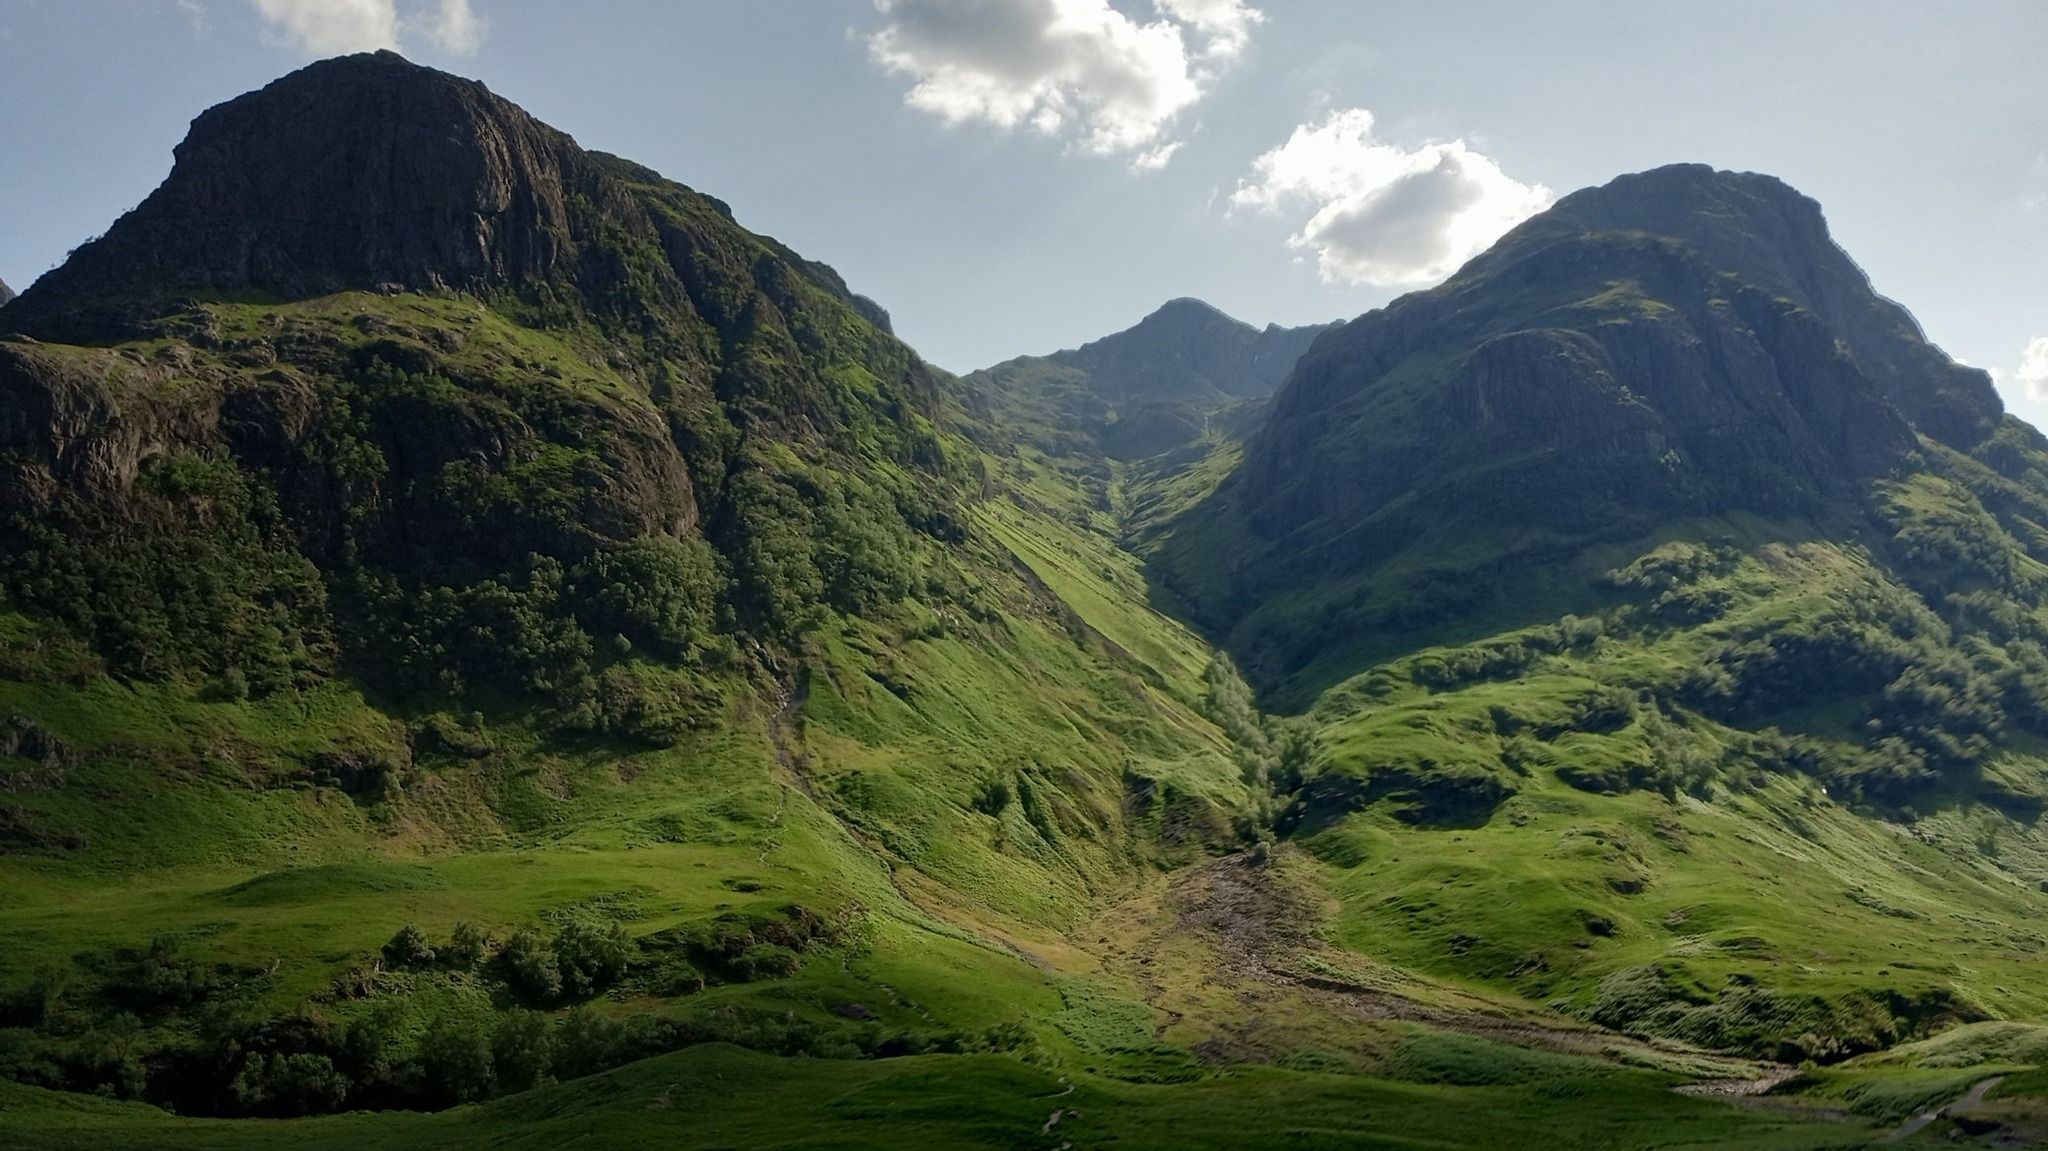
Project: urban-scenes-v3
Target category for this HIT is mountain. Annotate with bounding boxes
[0,278,13,307]
[1137,163,2048,1070]
[0,52,1252,1130]
[10,57,2048,1151]
[964,298,1334,459]
[1153,165,2022,702]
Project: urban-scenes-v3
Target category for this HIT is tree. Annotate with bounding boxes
[381,923,435,969]
[491,1009,553,1093]
[444,921,489,969]
[498,929,562,1003]
[554,920,632,998]
[418,1014,495,1106]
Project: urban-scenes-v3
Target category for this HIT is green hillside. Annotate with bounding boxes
[4,55,2048,1151]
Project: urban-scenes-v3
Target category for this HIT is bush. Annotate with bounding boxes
[229,1052,350,1117]
[443,921,489,969]
[498,930,562,1004]
[381,923,435,970]
[553,920,632,999]
[490,1010,553,1093]
[418,1015,495,1106]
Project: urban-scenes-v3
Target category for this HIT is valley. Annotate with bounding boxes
[3,50,2048,1150]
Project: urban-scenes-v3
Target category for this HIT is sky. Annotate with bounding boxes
[1,1,2043,420]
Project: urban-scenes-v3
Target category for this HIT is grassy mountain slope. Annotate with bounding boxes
[5,59,2048,1151]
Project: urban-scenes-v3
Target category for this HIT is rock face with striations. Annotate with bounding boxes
[6,52,611,339]
[0,51,954,686]
[1152,165,1996,695]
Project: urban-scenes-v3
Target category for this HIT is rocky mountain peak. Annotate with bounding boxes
[0,277,13,308]
[1486,164,2001,445]
[3,52,630,338]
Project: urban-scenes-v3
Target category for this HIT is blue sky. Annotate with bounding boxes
[2,1,2043,419]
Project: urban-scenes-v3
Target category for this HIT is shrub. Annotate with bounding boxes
[417,1015,495,1106]
[381,924,435,970]
[498,929,562,1003]
[553,920,632,999]
[490,1010,553,1093]
[443,921,489,969]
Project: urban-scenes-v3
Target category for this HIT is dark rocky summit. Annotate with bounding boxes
[1151,165,2015,696]
[0,52,955,692]
[2,51,889,346]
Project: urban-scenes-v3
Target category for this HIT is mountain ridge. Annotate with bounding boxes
[9,56,2048,1151]
[964,296,1335,460]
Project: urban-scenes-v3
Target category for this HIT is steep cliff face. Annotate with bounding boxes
[0,52,959,692]
[7,52,599,338]
[1487,165,2003,447]
[966,298,1334,460]
[1151,166,1986,698]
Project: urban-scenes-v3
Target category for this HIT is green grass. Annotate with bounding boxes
[0,1043,1879,1151]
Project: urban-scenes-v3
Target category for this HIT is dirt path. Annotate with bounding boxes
[766,668,814,797]
[1882,1075,2004,1143]
[1156,850,1766,1076]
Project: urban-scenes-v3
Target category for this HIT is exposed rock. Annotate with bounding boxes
[1153,165,1960,691]
[0,51,953,690]
[0,277,14,307]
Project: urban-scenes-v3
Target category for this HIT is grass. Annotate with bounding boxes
[0,1043,1879,1151]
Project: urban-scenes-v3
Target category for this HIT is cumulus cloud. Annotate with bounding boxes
[249,0,398,54]
[1155,0,1262,60]
[867,0,1261,168]
[2017,336,2048,402]
[418,0,485,54]
[246,0,485,57]
[1232,108,1553,287]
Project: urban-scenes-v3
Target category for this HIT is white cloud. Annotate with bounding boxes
[418,0,484,55]
[867,0,1261,168]
[249,0,398,55]
[246,0,486,57]
[1232,108,1553,287]
[2017,336,2048,402]
[1155,0,1262,60]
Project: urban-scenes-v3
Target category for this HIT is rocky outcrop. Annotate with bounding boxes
[0,52,892,354]
[5,52,610,340]
[1481,165,2002,447]
[0,278,14,307]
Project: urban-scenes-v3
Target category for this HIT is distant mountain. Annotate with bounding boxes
[0,277,13,307]
[964,298,1335,459]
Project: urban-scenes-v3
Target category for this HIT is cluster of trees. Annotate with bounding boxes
[1200,656,1315,832]
[0,904,907,1117]
[0,454,332,690]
